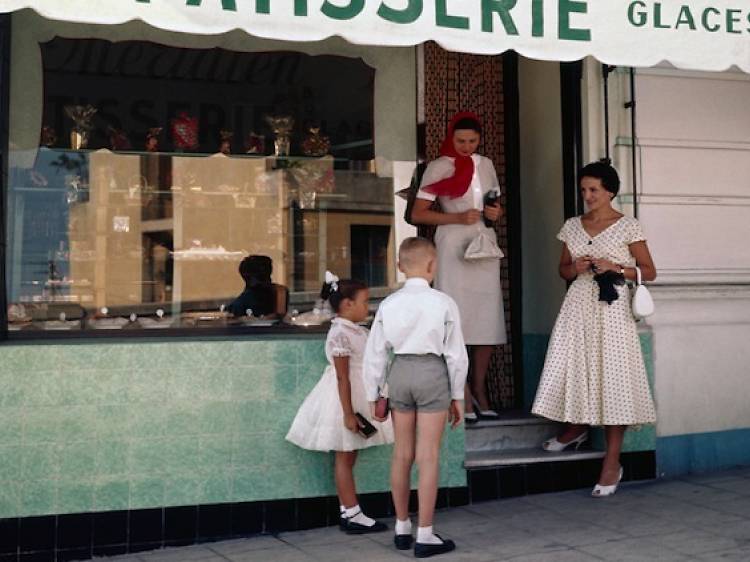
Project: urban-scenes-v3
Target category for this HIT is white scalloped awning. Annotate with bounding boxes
[2,0,749,72]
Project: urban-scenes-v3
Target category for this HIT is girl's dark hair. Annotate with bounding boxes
[320,279,367,313]
[453,117,482,135]
[579,161,620,196]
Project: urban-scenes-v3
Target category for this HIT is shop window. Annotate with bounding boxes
[5,36,415,334]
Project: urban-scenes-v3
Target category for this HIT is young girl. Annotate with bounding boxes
[286,273,394,533]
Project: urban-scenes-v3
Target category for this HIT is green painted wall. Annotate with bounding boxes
[0,337,466,519]
[522,330,656,452]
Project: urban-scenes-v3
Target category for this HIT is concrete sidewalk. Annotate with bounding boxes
[102,467,750,561]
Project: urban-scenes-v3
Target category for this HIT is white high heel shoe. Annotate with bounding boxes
[471,396,499,419]
[542,431,589,452]
[591,466,624,498]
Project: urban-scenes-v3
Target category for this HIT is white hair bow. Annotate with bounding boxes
[325,270,339,292]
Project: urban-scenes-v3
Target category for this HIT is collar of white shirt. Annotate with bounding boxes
[404,277,430,289]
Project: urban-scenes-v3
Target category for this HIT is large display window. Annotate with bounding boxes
[3,11,417,335]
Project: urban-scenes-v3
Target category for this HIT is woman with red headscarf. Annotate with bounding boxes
[411,112,507,424]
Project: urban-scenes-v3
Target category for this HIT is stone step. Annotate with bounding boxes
[464,448,605,469]
[465,412,562,453]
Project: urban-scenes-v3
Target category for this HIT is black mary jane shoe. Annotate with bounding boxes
[394,533,414,550]
[339,516,346,531]
[414,535,456,558]
[344,516,388,535]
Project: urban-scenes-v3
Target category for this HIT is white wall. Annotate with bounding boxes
[518,58,565,335]
[649,286,750,436]
[634,68,750,285]
[634,67,750,437]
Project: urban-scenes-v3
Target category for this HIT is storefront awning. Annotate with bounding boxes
[2,0,749,72]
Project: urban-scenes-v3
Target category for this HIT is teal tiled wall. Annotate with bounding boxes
[0,337,466,519]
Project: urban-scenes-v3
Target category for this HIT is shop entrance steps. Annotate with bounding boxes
[463,411,604,469]
[462,411,609,501]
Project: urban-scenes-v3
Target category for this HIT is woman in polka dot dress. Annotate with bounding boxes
[532,161,657,498]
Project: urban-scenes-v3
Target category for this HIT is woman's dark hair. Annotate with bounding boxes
[452,117,482,135]
[579,161,620,196]
[239,255,272,286]
[320,279,367,313]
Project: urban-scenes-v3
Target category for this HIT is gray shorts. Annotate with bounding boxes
[388,354,451,412]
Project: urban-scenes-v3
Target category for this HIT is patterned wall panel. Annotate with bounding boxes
[423,42,514,409]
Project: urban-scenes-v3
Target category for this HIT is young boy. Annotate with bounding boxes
[364,236,468,558]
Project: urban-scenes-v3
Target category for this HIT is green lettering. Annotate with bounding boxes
[628,1,647,27]
[378,0,423,24]
[559,0,590,41]
[321,0,365,20]
[726,9,742,34]
[675,6,695,30]
[257,0,308,15]
[295,0,308,16]
[437,0,469,29]
[481,0,518,34]
[136,0,150,3]
[186,0,237,11]
[702,7,720,32]
[653,3,670,29]
[531,0,543,37]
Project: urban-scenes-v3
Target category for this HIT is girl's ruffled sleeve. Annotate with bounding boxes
[327,330,353,357]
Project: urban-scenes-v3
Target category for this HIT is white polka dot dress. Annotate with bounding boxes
[531,216,656,426]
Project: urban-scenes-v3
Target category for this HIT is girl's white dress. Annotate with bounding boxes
[532,216,657,426]
[286,317,394,451]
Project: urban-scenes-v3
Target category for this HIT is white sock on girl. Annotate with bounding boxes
[344,504,376,527]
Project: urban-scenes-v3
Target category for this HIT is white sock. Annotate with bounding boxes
[339,505,345,518]
[395,518,412,535]
[417,526,443,545]
[344,504,376,527]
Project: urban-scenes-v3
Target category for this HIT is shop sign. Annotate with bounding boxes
[1,0,748,71]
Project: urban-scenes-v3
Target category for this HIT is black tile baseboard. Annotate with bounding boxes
[0,452,656,562]
[0,486,466,561]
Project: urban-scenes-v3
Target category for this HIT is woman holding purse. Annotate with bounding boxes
[531,161,657,497]
[411,112,507,424]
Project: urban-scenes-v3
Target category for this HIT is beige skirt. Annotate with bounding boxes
[434,223,507,345]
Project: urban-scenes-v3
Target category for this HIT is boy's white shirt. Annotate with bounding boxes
[363,277,469,402]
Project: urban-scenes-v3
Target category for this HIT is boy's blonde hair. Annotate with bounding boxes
[398,237,436,270]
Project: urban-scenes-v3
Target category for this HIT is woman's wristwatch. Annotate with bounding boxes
[618,266,625,276]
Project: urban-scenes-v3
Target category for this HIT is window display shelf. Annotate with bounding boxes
[7,148,400,335]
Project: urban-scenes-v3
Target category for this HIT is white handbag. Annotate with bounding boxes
[631,266,655,319]
[464,231,504,261]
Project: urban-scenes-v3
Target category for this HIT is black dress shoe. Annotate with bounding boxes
[344,518,388,534]
[394,533,413,550]
[339,516,346,531]
[414,535,456,558]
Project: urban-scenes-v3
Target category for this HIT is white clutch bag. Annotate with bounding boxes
[464,231,504,261]
[632,266,654,319]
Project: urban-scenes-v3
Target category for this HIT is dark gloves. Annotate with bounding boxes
[594,270,626,304]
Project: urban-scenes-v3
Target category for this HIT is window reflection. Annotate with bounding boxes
[5,37,414,334]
